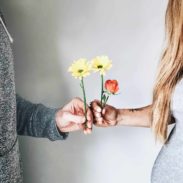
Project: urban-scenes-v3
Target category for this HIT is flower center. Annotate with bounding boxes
[97,65,103,69]
[78,69,84,73]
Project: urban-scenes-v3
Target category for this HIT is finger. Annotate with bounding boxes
[94,121,108,128]
[60,123,80,132]
[79,123,85,130]
[102,107,107,115]
[63,97,82,111]
[86,108,93,128]
[86,120,92,129]
[91,100,102,113]
[65,112,86,124]
[86,128,92,134]
[94,111,101,118]
[70,97,87,112]
[74,97,90,111]
[97,117,103,124]
[83,128,88,135]
[107,120,117,126]
[94,117,103,125]
[86,108,93,122]
[81,123,89,133]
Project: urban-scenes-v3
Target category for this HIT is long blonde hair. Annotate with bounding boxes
[152,0,183,142]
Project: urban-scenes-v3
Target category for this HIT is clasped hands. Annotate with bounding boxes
[55,97,119,134]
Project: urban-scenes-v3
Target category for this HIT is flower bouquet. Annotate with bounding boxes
[68,56,119,127]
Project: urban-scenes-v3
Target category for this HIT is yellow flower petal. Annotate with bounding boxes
[91,56,112,75]
[68,58,91,79]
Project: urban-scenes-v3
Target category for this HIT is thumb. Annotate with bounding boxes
[102,108,106,115]
[66,112,86,124]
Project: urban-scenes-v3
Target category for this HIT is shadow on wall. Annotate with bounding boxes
[1,0,72,106]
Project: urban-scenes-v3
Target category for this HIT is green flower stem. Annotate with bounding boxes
[101,74,104,108]
[81,77,87,126]
[103,95,109,106]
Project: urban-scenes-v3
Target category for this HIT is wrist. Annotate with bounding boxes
[55,109,65,129]
[116,109,124,125]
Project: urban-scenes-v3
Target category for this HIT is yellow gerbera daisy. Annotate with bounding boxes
[91,56,112,75]
[68,58,91,79]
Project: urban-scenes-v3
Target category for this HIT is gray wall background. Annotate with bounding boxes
[1,0,168,182]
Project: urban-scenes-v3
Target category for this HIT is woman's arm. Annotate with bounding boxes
[91,101,152,128]
[116,105,152,127]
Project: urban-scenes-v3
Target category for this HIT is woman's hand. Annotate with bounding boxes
[56,98,93,134]
[91,100,119,127]
[91,100,152,128]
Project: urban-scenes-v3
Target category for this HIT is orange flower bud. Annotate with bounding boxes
[105,80,119,94]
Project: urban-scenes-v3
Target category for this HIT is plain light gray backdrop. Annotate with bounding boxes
[1,0,169,182]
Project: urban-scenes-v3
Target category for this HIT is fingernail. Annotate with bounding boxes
[87,130,92,134]
[97,108,101,112]
[99,120,103,125]
[88,123,92,128]
[102,109,106,114]
[83,118,86,123]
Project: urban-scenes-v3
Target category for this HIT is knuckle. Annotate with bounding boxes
[92,101,97,106]
[62,112,66,120]
[72,97,81,102]
[90,102,95,108]
[109,120,117,126]
[62,111,69,120]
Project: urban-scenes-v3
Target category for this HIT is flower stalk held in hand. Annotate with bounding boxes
[68,55,119,115]
[91,56,112,107]
[68,59,91,126]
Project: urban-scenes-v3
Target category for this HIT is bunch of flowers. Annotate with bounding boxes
[68,56,119,125]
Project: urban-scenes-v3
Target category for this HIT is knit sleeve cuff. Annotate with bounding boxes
[46,108,69,141]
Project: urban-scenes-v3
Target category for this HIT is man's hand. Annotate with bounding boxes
[91,100,119,127]
[56,98,93,134]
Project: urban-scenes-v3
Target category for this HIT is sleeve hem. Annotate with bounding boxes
[48,108,69,141]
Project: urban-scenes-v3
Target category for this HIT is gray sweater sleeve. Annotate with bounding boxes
[16,95,68,141]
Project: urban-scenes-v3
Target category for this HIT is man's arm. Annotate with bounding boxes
[16,95,68,141]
